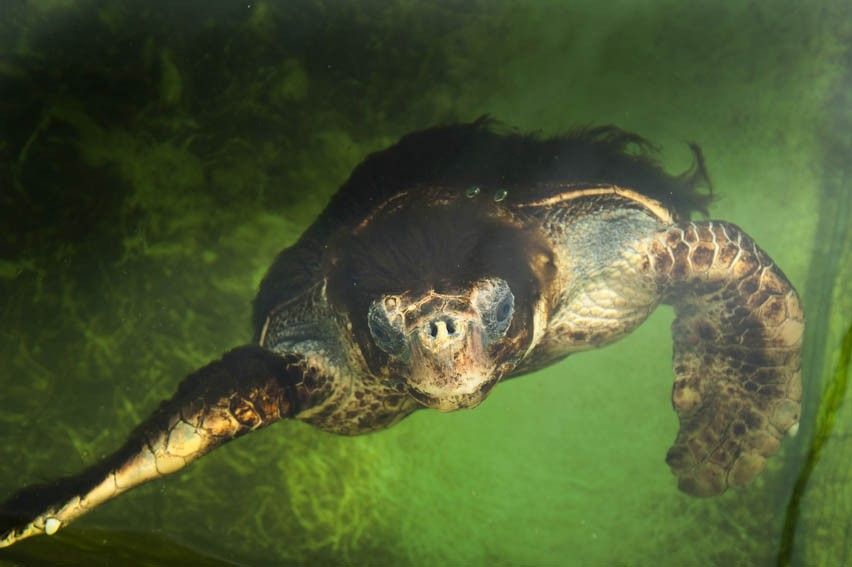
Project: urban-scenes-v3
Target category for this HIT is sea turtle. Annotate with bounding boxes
[0,119,804,547]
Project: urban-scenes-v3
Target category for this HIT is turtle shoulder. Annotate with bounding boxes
[259,280,416,434]
[252,117,711,336]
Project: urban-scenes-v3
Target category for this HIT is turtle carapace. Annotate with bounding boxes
[0,119,804,547]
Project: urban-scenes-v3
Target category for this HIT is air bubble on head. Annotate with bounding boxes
[493,189,508,202]
[44,517,61,535]
[465,186,481,198]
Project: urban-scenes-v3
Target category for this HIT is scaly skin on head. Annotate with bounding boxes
[370,282,521,412]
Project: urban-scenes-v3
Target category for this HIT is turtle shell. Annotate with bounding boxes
[252,117,711,336]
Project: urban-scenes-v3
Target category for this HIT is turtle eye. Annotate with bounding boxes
[476,278,515,340]
[368,300,408,357]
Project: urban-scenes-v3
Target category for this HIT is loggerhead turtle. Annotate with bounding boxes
[0,119,804,547]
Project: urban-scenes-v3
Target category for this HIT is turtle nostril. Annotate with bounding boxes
[428,321,439,338]
[446,319,456,335]
[424,318,460,341]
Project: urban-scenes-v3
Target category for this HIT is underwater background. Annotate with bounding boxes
[0,1,850,565]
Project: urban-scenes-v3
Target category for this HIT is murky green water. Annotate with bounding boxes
[1,1,850,565]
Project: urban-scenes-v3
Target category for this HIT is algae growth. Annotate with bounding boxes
[0,1,850,565]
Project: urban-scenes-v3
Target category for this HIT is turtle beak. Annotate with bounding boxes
[406,314,499,411]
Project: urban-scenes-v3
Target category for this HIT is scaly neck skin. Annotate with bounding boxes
[510,190,671,374]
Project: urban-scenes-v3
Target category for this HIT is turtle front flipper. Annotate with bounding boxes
[0,346,319,548]
[649,221,804,497]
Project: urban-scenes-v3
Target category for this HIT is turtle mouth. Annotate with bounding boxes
[405,321,501,412]
[406,375,501,412]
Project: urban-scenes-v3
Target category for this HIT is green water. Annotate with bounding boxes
[1,1,850,565]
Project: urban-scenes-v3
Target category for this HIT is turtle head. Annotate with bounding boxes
[367,278,518,411]
[326,190,557,412]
